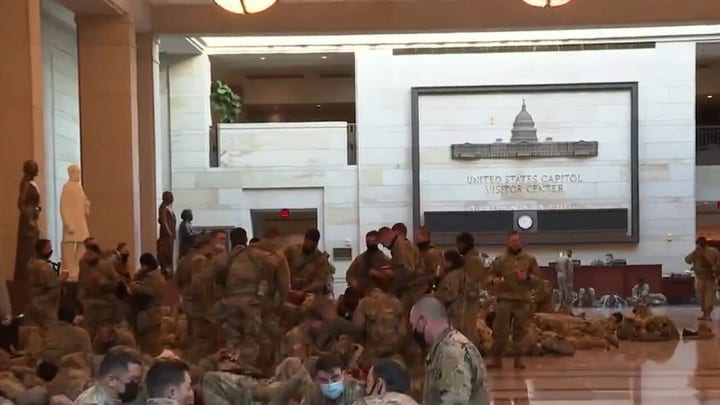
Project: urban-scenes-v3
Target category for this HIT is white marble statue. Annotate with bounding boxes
[60,164,90,281]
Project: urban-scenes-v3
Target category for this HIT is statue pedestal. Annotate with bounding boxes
[61,241,85,281]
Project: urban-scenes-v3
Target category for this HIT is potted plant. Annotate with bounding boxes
[210,80,242,123]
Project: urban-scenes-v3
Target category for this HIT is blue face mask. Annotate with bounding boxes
[320,380,344,399]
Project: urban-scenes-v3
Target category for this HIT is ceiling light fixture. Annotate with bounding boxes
[260,56,266,60]
[321,55,328,60]
[708,95,715,99]
[523,0,572,8]
[214,0,277,15]
[316,104,322,108]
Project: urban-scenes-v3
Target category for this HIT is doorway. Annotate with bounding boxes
[251,208,319,249]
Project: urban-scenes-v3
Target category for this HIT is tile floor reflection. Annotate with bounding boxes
[487,306,720,405]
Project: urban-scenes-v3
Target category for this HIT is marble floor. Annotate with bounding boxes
[488,306,720,405]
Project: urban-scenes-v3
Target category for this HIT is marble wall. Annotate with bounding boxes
[41,0,80,260]
[355,42,696,272]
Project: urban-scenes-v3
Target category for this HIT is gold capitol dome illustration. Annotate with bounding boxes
[451,100,599,159]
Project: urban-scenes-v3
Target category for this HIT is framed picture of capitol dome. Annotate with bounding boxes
[410,83,639,245]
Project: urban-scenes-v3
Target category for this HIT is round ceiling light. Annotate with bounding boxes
[214,0,277,14]
[523,0,573,8]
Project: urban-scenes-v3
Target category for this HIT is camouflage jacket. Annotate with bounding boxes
[351,392,418,405]
[424,328,489,405]
[353,289,405,349]
[28,258,61,300]
[284,245,332,295]
[389,236,418,277]
[685,246,720,279]
[418,245,443,276]
[301,379,366,405]
[78,259,120,302]
[346,250,391,293]
[146,399,180,405]
[464,248,490,291]
[490,249,540,301]
[73,382,116,405]
[174,249,208,300]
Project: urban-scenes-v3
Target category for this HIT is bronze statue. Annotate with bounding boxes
[14,160,41,283]
[156,191,176,275]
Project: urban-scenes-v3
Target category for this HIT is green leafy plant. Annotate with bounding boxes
[210,80,242,123]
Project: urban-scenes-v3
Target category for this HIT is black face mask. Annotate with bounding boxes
[302,245,315,255]
[119,381,140,403]
[458,245,471,255]
[40,251,52,260]
[417,241,431,251]
[412,326,427,351]
[120,254,129,264]
[366,244,379,252]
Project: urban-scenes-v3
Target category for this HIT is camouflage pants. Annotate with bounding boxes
[189,317,216,363]
[81,300,119,341]
[696,277,717,314]
[27,296,59,327]
[490,299,531,357]
[136,308,162,356]
[222,298,264,361]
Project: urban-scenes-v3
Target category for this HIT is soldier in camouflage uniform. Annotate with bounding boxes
[685,236,719,321]
[486,231,540,370]
[346,231,391,297]
[144,360,195,405]
[456,232,490,292]
[353,287,406,369]
[27,239,63,327]
[247,227,289,367]
[303,354,366,405]
[130,253,166,356]
[285,229,332,298]
[174,235,212,348]
[409,297,489,404]
[434,250,481,347]
[393,226,441,312]
[377,227,418,310]
[281,308,324,361]
[216,229,282,371]
[78,243,122,341]
[201,356,311,405]
[352,358,418,405]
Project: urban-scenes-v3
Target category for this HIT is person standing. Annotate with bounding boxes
[434,250,480,346]
[157,191,177,276]
[285,229,332,297]
[177,209,198,260]
[409,297,489,404]
[555,249,574,310]
[346,231,391,297]
[486,231,539,370]
[685,236,719,321]
[27,239,63,326]
[130,253,166,356]
[456,232,489,292]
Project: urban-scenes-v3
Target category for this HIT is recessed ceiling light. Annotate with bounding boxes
[316,104,322,108]
[708,95,715,99]
[321,55,328,60]
[260,56,266,60]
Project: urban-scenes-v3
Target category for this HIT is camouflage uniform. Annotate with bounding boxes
[301,379,366,405]
[346,249,391,296]
[174,249,209,344]
[73,382,116,405]
[555,255,574,309]
[386,236,420,311]
[353,288,406,368]
[27,257,62,326]
[132,269,166,355]
[253,240,289,365]
[218,245,280,369]
[685,246,719,316]
[434,266,480,346]
[285,244,332,296]
[400,244,442,314]
[186,254,223,363]
[146,399,180,405]
[39,320,93,364]
[618,314,679,341]
[351,392,418,405]
[281,325,317,361]
[424,328,489,404]
[202,357,311,405]
[78,258,122,340]
[464,247,490,291]
[488,249,539,361]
